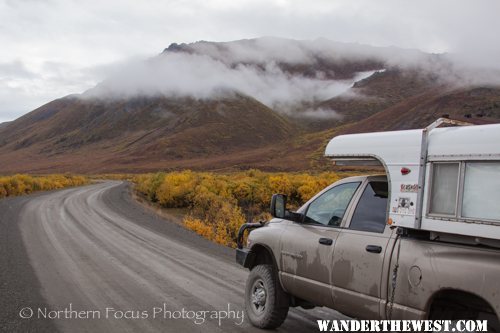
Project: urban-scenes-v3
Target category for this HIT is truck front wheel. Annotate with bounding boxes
[245,264,289,328]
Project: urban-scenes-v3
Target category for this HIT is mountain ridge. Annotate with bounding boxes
[1,38,499,173]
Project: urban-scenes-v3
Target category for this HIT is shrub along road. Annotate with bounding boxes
[0,181,344,332]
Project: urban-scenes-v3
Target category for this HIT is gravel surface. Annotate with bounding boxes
[1,181,343,332]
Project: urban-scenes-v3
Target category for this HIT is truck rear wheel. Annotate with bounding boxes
[245,264,289,329]
[430,294,500,333]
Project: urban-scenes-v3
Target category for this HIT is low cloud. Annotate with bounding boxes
[187,38,430,68]
[83,39,391,115]
[77,37,500,123]
[82,53,365,110]
[297,108,343,120]
[83,38,500,117]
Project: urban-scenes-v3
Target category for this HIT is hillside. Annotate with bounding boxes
[0,93,299,173]
[0,38,499,173]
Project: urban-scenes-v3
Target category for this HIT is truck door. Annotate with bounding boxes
[331,179,393,318]
[279,181,361,307]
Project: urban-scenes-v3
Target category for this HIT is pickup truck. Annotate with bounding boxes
[236,119,500,330]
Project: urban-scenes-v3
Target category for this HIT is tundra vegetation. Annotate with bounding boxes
[133,170,355,247]
[0,174,88,198]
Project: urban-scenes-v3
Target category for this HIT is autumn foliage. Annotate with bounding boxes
[0,174,88,199]
[133,170,344,247]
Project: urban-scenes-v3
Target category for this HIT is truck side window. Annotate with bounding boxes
[304,182,360,227]
[349,182,388,233]
[429,162,459,216]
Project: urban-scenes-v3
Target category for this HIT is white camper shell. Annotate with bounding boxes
[325,118,500,241]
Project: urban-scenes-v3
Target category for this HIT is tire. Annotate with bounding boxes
[430,303,500,333]
[245,264,289,329]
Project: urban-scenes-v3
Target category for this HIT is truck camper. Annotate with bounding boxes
[236,118,500,330]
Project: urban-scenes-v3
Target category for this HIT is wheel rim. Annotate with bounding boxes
[250,278,267,314]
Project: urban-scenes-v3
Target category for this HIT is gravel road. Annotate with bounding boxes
[0,181,344,332]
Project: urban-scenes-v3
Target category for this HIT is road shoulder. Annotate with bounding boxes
[0,194,60,333]
[106,181,235,264]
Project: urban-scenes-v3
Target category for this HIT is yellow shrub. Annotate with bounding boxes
[0,174,88,198]
[133,169,353,248]
[156,171,197,207]
[269,174,293,197]
[133,173,165,201]
[184,216,215,240]
[184,190,245,248]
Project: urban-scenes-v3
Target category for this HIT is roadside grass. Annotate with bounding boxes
[132,170,364,248]
[0,174,88,199]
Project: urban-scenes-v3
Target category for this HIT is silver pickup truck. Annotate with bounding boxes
[236,120,500,330]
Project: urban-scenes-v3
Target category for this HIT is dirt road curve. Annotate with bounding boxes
[0,181,345,332]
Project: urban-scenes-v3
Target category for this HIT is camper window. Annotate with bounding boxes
[428,161,500,223]
[462,162,500,221]
[429,162,460,216]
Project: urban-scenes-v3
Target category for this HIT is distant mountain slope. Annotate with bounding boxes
[335,86,500,134]
[295,68,442,131]
[302,85,500,171]
[0,93,297,173]
[0,93,293,152]
[0,37,499,173]
[0,121,10,132]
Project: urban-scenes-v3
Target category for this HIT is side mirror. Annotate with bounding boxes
[270,194,287,218]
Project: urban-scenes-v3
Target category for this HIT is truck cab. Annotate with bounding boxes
[277,175,391,317]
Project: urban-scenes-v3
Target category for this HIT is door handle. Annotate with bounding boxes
[366,245,382,253]
[319,238,333,246]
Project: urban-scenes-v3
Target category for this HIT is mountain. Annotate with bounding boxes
[0,38,499,173]
[333,86,500,134]
[0,121,11,131]
[0,93,297,173]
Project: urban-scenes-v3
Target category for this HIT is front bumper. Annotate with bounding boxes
[236,247,255,268]
[235,222,265,268]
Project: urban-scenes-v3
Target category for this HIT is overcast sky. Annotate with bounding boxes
[1,0,499,122]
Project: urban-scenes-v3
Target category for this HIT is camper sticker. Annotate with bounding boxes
[400,184,419,193]
[392,197,416,215]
